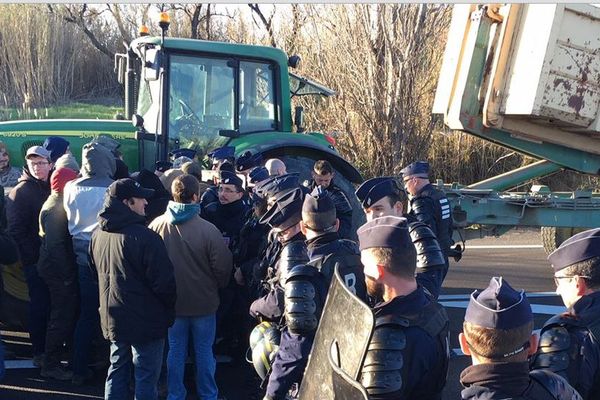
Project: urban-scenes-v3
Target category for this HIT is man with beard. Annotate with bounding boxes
[356,215,450,399]
[355,177,447,300]
[0,141,24,188]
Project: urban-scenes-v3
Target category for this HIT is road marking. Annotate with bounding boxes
[466,245,543,249]
[439,292,557,300]
[0,384,103,398]
[441,301,565,315]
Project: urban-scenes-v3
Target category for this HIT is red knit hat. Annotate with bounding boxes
[51,167,78,193]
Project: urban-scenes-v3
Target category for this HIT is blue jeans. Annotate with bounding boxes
[72,238,101,376]
[167,314,217,400]
[105,338,165,400]
[24,264,50,356]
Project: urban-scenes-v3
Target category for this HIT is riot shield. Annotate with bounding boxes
[298,265,374,399]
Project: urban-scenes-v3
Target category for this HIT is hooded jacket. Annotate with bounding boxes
[90,195,176,343]
[149,201,232,316]
[6,167,50,266]
[63,142,116,242]
[37,168,78,281]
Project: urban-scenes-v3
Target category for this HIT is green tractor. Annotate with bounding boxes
[0,18,363,330]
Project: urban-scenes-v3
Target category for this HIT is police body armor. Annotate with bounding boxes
[408,222,445,270]
[531,312,600,392]
[410,184,454,253]
[359,301,450,397]
[309,239,367,301]
[284,264,326,335]
[277,239,309,287]
[528,370,583,400]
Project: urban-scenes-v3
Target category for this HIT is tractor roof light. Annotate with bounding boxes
[139,25,149,37]
[158,12,170,31]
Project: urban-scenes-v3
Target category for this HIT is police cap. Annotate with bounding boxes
[548,228,600,272]
[355,177,403,208]
[169,148,197,161]
[249,166,269,184]
[237,151,263,172]
[208,146,235,163]
[219,170,243,189]
[401,161,429,178]
[259,187,304,231]
[302,186,336,231]
[465,277,532,330]
[254,173,301,199]
[357,215,413,251]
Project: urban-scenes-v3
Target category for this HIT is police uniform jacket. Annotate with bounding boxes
[533,291,600,399]
[308,179,353,239]
[360,286,449,399]
[201,198,250,251]
[408,183,453,253]
[461,362,580,400]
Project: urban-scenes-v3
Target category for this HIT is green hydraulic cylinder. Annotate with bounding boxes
[467,160,562,191]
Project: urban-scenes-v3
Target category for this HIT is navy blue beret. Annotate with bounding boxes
[169,148,197,160]
[209,146,235,162]
[249,166,269,184]
[355,177,404,208]
[259,187,304,230]
[548,228,600,272]
[236,151,263,172]
[219,170,243,189]
[401,161,429,178]
[357,216,413,251]
[465,277,532,330]
[254,173,301,199]
[302,186,336,231]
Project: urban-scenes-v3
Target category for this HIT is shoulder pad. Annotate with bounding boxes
[531,325,571,373]
[544,313,578,327]
[529,369,582,400]
[286,264,320,282]
[360,325,405,396]
[280,240,308,261]
[337,239,360,255]
[408,222,437,240]
[411,196,435,214]
[376,301,449,338]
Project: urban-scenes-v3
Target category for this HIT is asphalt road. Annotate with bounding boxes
[0,229,562,399]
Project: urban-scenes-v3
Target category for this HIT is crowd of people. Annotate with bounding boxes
[0,135,598,400]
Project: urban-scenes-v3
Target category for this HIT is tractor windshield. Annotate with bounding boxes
[167,54,277,157]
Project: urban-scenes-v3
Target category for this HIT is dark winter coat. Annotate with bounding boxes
[37,192,77,282]
[6,168,50,266]
[90,196,176,344]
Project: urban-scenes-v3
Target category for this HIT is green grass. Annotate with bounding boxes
[0,102,124,121]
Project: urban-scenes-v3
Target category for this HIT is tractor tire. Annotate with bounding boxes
[277,155,365,241]
[540,227,586,255]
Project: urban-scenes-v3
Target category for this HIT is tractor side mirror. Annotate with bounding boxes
[115,54,126,85]
[142,48,161,82]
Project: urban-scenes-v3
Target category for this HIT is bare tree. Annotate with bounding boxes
[248,4,277,47]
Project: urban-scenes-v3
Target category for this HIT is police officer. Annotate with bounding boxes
[301,186,366,300]
[250,187,308,323]
[253,187,328,400]
[305,160,353,239]
[356,216,450,399]
[460,277,581,400]
[401,161,454,276]
[531,228,600,399]
[355,177,447,299]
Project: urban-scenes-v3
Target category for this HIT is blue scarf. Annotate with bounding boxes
[166,201,201,225]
